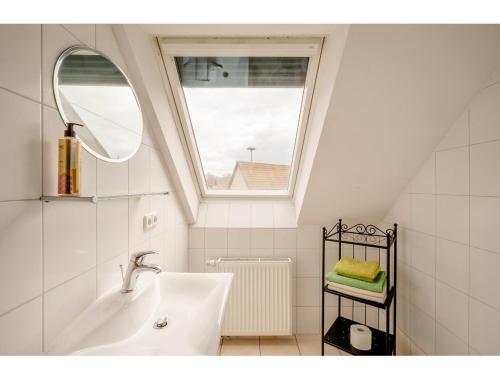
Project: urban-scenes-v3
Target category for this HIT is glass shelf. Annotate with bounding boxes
[40,191,169,203]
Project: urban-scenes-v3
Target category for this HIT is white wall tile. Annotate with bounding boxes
[43,269,96,350]
[43,201,96,290]
[273,202,297,228]
[397,263,410,300]
[62,25,95,47]
[189,248,205,273]
[436,147,469,195]
[0,24,190,355]
[97,199,128,263]
[97,252,127,297]
[228,248,250,258]
[150,148,171,192]
[397,295,411,335]
[274,228,296,249]
[42,25,81,108]
[409,231,435,277]
[249,248,274,258]
[0,25,41,102]
[436,238,469,293]
[410,305,435,355]
[470,196,500,253]
[0,297,42,355]
[43,106,96,197]
[470,82,500,144]
[297,249,320,277]
[149,194,166,237]
[95,25,127,71]
[297,225,320,249]
[436,195,469,244]
[436,111,469,151]
[436,281,468,341]
[97,159,128,195]
[410,194,435,235]
[470,247,500,311]
[469,298,500,355]
[470,140,500,196]
[228,203,251,228]
[296,277,320,307]
[206,203,229,228]
[228,228,250,249]
[129,144,150,194]
[0,90,41,201]
[128,196,150,249]
[250,228,274,249]
[149,234,165,270]
[435,324,468,355]
[274,248,297,274]
[0,201,42,315]
[410,155,435,194]
[205,228,228,249]
[250,203,274,228]
[188,228,204,249]
[409,268,435,318]
[296,306,320,334]
[392,194,411,229]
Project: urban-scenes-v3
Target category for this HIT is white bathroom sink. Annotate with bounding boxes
[48,272,233,356]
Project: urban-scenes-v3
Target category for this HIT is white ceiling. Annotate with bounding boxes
[297,25,500,225]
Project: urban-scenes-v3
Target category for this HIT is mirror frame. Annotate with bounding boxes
[53,45,144,163]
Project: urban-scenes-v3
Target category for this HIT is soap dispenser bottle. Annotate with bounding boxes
[58,122,83,196]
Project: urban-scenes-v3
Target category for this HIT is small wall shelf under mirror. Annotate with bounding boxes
[40,191,169,203]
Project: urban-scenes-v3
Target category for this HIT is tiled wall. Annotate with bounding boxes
[0,25,188,355]
[190,202,391,335]
[382,66,500,355]
[189,224,321,334]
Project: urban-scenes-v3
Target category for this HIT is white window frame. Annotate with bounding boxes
[158,37,324,198]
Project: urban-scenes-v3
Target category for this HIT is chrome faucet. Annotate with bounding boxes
[120,251,162,293]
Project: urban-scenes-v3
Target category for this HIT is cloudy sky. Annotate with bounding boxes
[183,87,304,177]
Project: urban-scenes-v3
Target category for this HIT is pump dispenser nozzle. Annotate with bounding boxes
[64,122,83,138]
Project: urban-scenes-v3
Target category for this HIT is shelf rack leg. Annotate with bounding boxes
[393,223,398,355]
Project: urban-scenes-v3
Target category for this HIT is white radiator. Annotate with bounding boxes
[215,257,292,336]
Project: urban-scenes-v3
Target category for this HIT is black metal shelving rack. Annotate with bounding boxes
[321,219,398,356]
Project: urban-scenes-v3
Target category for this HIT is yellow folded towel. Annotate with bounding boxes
[334,257,380,282]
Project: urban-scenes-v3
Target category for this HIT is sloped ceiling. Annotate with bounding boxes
[297,25,500,225]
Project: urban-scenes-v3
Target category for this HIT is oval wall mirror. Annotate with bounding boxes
[53,46,143,163]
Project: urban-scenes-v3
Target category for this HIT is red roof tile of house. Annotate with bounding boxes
[230,161,290,190]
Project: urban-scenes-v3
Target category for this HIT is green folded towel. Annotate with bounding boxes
[334,257,380,282]
[326,270,387,293]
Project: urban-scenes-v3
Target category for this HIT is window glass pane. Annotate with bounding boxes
[176,56,308,190]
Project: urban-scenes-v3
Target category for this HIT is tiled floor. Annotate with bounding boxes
[219,335,349,356]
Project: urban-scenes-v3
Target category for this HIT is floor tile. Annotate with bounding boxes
[296,334,341,356]
[220,336,260,356]
[259,336,300,356]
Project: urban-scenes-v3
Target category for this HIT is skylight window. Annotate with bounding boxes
[160,39,322,197]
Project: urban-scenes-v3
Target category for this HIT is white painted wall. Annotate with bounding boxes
[0,24,188,355]
[381,65,500,355]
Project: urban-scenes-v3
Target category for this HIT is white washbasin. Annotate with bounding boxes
[48,272,233,356]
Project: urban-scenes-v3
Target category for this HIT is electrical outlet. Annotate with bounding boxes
[143,214,153,231]
[151,211,159,227]
[143,212,159,231]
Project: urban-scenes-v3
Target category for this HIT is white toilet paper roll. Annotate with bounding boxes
[350,324,372,351]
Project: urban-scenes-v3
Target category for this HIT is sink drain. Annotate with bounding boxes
[153,317,168,329]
